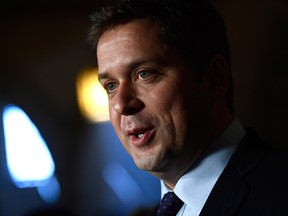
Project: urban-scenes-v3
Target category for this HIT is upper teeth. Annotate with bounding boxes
[137,134,144,138]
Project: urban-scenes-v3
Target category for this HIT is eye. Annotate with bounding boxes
[105,82,117,93]
[138,71,151,79]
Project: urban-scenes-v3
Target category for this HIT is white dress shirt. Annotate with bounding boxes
[160,119,246,216]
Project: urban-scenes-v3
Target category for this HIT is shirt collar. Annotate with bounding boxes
[161,119,245,215]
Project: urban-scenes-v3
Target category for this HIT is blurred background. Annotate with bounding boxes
[0,1,287,216]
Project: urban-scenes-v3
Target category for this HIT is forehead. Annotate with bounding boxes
[96,19,170,72]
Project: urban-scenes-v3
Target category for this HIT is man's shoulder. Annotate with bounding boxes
[243,128,288,162]
[231,127,288,180]
[202,129,288,215]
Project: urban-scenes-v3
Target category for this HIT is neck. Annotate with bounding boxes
[154,111,234,189]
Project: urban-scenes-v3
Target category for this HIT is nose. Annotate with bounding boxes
[113,84,144,115]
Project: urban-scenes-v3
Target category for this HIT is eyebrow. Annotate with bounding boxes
[98,72,109,82]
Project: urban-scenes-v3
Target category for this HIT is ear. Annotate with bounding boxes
[206,54,230,99]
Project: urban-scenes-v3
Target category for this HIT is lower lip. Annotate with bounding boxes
[130,129,155,146]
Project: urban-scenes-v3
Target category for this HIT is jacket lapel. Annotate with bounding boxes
[199,129,268,216]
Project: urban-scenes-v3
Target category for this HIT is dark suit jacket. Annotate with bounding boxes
[131,129,288,216]
[200,128,288,216]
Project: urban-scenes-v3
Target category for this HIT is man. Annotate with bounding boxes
[87,0,288,215]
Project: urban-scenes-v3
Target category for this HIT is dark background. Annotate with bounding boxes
[0,0,287,215]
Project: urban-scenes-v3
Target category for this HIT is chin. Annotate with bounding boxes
[133,154,158,171]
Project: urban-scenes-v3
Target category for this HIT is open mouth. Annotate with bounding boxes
[136,133,144,138]
[129,128,155,146]
[130,132,145,140]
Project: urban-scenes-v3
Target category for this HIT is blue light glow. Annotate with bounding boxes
[37,175,61,204]
[3,105,55,188]
[103,162,142,205]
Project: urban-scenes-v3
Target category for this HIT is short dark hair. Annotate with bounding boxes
[87,0,234,112]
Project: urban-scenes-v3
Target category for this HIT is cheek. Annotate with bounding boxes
[146,84,186,131]
[148,84,179,111]
[148,86,186,134]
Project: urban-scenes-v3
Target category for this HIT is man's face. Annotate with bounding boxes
[97,19,214,179]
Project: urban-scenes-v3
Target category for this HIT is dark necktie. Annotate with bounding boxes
[157,191,184,216]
